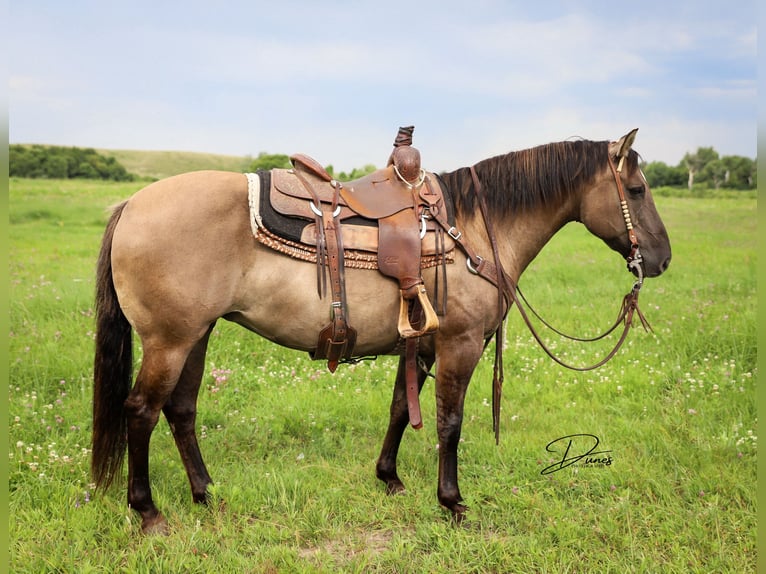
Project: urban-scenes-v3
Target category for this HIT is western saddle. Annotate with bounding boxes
[249,127,456,428]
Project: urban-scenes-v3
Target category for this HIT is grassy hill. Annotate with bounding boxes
[97,148,253,180]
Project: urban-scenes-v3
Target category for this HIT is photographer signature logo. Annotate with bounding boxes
[541,433,613,475]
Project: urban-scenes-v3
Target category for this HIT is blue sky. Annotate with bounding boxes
[9,0,757,172]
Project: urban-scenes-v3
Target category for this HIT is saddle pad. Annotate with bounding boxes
[300,220,455,255]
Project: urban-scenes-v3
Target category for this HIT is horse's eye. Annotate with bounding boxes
[628,185,645,196]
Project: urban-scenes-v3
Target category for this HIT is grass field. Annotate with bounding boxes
[8,177,756,573]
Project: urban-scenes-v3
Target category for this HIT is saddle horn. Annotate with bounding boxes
[388,126,422,185]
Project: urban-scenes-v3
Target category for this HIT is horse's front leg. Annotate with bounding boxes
[434,336,483,522]
[376,354,434,494]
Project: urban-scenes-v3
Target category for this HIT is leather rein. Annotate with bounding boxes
[443,154,652,443]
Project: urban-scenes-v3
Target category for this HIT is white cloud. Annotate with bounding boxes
[693,82,757,100]
[8,0,757,170]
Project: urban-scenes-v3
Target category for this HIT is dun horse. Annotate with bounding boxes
[92,129,671,533]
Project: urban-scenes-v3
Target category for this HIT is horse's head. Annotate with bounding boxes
[580,129,671,279]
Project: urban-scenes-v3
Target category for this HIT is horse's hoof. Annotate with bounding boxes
[141,514,169,536]
[449,504,469,527]
[193,491,210,505]
[195,491,225,509]
[452,511,479,531]
[385,481,407,496]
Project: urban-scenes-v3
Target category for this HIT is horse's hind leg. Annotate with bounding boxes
[162,324,215,505]
[124,340,197,534]
[376,354,434,494]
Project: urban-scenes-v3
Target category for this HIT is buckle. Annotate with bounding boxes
[466,256,483,275]
[309,201,341,218]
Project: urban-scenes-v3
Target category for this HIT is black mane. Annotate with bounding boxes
[440,139,639,217]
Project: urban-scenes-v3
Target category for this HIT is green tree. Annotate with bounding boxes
[720,155,756,189]
[681,147,718,190]
[642,161,686,188]
[699,159,726,189]
[75,161,98,179]
[336,164,377,181]
[248,152,292,171]
[9,144,135,181]
[9,145,36,177]
[43,156,68,179]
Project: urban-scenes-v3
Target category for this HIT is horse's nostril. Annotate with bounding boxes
[660,257,671,273]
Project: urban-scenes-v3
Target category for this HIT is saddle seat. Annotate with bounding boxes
[271,157,417,220]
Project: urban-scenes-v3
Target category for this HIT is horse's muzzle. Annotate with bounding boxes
[637,254,671,278]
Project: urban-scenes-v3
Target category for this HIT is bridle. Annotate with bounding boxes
[609,150,645,287]
[463,150,652,442]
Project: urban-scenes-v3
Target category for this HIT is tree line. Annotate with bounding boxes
[10,144,756,191]
[9,145,136,181]
[641,148,756,190]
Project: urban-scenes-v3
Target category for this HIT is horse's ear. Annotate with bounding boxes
[609,128,639,159]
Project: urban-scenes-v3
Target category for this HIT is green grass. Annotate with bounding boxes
[9,179,756,573]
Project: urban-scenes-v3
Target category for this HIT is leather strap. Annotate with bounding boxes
[405,308,424,429]
[309,180,357,372]
[469,166,511,444]
[608,154,640,262]
[510,283,648,372]
[293,169,329,297]
[470,167,511,318]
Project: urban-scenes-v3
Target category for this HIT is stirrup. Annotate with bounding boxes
[397,286,439,338]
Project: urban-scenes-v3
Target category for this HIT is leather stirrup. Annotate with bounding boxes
[397,286,439,338]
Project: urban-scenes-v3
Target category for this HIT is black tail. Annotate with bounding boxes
[91,202,132,491]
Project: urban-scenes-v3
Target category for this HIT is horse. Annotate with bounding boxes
[92,129,671,534]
